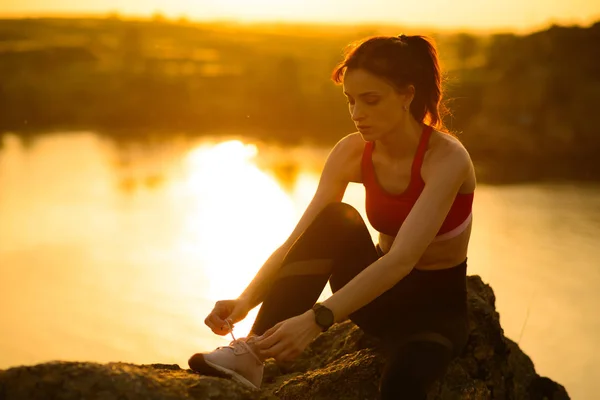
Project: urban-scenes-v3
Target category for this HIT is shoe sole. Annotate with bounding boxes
[190,355,259,390]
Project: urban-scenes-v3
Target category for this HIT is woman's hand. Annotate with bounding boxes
[204,298,251,336]
[254,310,323,362]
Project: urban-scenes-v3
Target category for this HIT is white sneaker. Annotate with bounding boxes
[188,336,264,389]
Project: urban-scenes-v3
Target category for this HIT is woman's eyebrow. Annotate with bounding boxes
[343,91,380,97]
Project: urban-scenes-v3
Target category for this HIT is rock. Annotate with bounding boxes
[0,361,268,400]
[0,276,570,400]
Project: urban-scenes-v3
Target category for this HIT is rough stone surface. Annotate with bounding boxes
[0,276,570,400]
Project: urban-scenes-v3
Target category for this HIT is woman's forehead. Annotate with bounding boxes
[342,69,392,95]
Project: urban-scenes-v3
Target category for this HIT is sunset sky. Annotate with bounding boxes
[1,0,599,32]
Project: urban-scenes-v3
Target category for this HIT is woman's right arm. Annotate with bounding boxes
[236,133,362,311]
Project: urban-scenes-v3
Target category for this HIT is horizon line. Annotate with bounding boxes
[1,11,598,36]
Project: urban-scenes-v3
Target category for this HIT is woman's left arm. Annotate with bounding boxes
[321,146,472,321]
[255,146,472,361]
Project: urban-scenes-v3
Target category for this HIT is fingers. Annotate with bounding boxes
[228,307,247,324]
[261,322,282,339]
[205,313,224,330]
[216,306,232,320]
[258,338,301,362]
[204,300,238,335]
[214,300,234,319]
[204,312,231,336]
[258,339,287,360]
[255,322,301,361]
[255,322,283,349]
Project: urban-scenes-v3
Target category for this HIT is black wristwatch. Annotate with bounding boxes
[312,303,335,332]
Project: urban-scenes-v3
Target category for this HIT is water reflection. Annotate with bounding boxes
[0,132,599,399]
[0,133,309,368]
[180,140,298,335]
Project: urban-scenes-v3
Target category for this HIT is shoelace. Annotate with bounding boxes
[224,319,263,365]
[225,319,237,341]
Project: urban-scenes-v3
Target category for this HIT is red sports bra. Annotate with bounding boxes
[361,125,474,237]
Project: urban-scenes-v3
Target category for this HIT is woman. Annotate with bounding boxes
[189,34,476,399]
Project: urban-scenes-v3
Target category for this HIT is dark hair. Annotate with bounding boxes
[331,35,449,130]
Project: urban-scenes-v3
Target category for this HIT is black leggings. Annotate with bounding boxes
[251,202,468,399]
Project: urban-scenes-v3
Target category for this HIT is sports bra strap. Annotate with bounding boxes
[361,125,432,189]
[410,125,432,180]
[360,141,374,184]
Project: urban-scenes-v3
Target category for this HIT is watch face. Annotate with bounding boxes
[316,307,334,328]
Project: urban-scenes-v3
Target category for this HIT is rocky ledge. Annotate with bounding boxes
[0,276,570,400]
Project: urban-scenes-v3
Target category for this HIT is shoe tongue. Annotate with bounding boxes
[230,338,245,345]
[239,338,263,365]
[244,337,259,352]
[230,339,250,351]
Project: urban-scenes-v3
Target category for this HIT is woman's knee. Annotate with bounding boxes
[313,202,365,232]
[281,202,369,264]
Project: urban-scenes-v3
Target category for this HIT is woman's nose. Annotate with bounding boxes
[351,105,366,122]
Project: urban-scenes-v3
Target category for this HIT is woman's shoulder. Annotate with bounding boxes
[335,131,365,151]
[426,129,472,165]
[328,132,365,161]
[429,129,469,154]
[424,129,476,191]
[325,132,365,183]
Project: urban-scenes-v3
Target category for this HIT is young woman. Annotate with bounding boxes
[189,34,476,399]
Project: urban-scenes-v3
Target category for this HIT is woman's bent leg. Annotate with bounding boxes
[188,202,375,386]
[251,202,379,336]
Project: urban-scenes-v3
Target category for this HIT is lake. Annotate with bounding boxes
[0,131,598,399]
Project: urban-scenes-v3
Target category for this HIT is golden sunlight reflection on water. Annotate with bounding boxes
[1,132,599,399]
[179,140,298,336]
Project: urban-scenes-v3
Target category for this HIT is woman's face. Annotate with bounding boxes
[342,68,411,141]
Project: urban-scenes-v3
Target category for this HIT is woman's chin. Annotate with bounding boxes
[358,128,376,140]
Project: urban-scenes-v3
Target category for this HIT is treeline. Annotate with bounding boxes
[0,17,599,182]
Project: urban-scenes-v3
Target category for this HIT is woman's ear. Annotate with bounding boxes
[406,84,415,102]
[400,84,415,109]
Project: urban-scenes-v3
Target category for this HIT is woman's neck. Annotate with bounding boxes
[376,118,424,160]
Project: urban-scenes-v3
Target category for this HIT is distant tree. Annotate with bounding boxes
[120,27,143,73]
[453,33,479,70]
[152,12,167,23]
[177,15,190,25]
[106,11,121,21]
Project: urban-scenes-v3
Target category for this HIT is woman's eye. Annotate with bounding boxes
[346,98,378,106]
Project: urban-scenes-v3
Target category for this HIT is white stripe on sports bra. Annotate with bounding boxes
[431,212,473,243]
